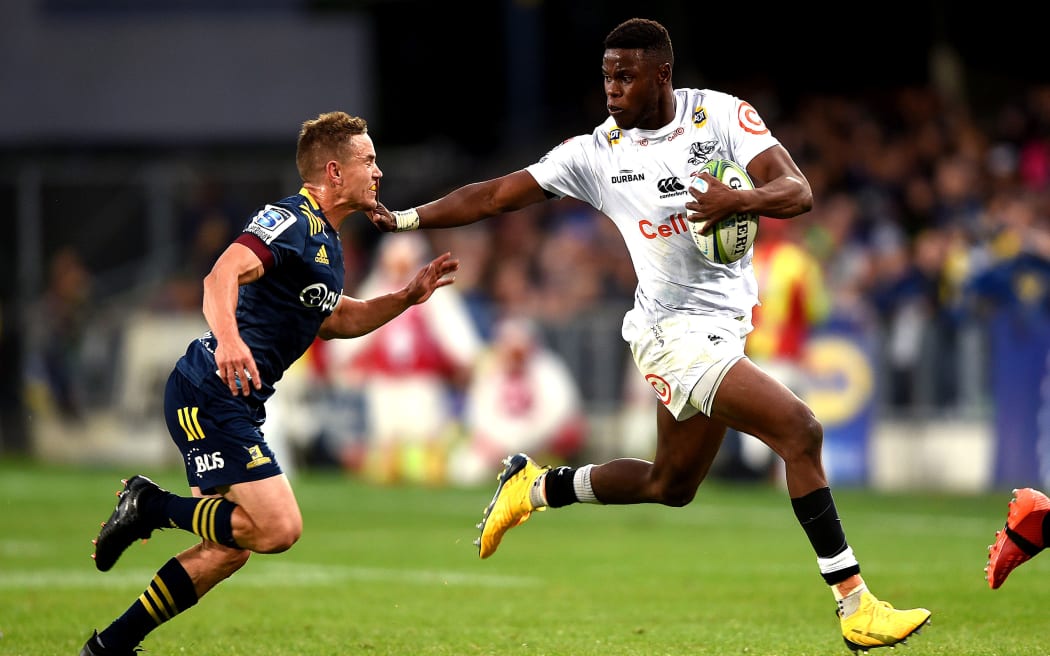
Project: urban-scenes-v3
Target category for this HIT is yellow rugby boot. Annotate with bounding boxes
[839,590,931,653]
[985,487,1050,589]
[474,453,549,559]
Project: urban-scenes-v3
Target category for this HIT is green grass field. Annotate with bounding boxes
[1,458,1047,656]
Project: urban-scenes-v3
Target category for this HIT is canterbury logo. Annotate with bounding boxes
[192,498,224,542]
[315,245,330,265]
[707,333,725,345]
[657,177,685,194]
[139,572,180,625]
[176,407,206,441]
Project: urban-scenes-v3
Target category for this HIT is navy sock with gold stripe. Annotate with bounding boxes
[165,496,240,548]
[98,557,198,651]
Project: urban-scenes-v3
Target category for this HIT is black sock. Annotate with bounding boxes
[99,557,198,651]
[164,496,241,547]
[791,487,860,585]
[544,466,579,508]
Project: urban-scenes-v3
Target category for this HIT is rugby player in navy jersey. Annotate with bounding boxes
[80,111,459,656]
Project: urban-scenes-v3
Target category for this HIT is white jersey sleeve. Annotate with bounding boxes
[526,88,781,328]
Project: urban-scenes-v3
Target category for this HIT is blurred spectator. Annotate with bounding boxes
[448,316,586,487]
[159,179,245,313]
[869,227,964,410]
[724,216,832,480]
[24,247,94,421]
[320,232,483,485]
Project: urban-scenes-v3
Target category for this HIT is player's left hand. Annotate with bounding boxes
[405,252,459,305]
[367,202,397,232]
[685,172,735,233]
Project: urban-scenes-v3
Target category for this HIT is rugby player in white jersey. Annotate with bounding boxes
[371,17,930,652]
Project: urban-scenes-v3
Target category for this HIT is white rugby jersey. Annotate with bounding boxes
[526,88,780,327]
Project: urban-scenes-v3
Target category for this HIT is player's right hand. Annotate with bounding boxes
[367,202,397,232]
[214,337,261,397]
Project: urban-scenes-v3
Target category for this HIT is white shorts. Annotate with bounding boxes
[622,309,752,421]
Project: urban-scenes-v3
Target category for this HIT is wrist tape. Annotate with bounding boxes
[392,208,420,232]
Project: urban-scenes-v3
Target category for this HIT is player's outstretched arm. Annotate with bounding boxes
[317,252,460,340]
[368,170,549,233]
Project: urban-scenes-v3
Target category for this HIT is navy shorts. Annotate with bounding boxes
[163,368,283,494]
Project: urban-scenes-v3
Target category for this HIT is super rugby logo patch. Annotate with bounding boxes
[246,205,296,245]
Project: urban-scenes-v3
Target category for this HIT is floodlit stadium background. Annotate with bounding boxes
[0,0,1047,492]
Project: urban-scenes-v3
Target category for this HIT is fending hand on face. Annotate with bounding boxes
[366,201,398,232]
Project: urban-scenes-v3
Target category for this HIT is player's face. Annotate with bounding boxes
[341,133,382,211]
[602,49,663,130]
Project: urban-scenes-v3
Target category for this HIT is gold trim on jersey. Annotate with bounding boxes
[299,187,321,210]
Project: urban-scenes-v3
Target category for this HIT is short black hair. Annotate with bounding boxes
[604,18,673,68]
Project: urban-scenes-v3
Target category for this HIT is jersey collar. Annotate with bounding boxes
[299,187,321,210]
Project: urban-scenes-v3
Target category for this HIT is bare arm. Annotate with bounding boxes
[317,252,460,340]
[369,169,550,232]
[686,144,813,230]
[203,242,265,396]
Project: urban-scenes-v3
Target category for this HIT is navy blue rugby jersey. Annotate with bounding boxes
[175,188,344,403]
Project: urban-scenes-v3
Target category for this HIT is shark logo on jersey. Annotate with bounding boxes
[692,106,708,127]
[246,205,296,245]
[687,141,719,166]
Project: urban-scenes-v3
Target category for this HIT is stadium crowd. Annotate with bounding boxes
[20,82,1050,483]
[372,82,1050,414]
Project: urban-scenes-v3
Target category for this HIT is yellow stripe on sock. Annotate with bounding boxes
[138,591,163,624]
[204,498,219,542]
[191,498,213,539]
[145,585,171,622]
[192,498,220,542]
[152,576,178,616]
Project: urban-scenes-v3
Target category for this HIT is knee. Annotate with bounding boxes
[652,477,699,507]
[253,517,303,554]
[779,404,824,462]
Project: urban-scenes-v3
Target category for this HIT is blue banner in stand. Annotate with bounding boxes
[966,253,1050,488]
[803,318,877,486]
[987,308,1050,486]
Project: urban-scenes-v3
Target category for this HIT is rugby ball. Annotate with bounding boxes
[689,159,759,264]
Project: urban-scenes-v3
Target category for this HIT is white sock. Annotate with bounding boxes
[836,583,868,617]
[818,546,859,577]
[573,464,600,504]
[528,471,549,508]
